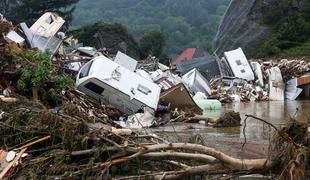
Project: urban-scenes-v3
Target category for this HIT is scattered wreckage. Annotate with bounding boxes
[1,11,309,123]
[1,12,310,124]
[1,12,310,179]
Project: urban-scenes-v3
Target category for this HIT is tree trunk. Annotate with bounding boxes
[31,87,38,101]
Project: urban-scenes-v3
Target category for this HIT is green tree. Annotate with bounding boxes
[72,0,230,56]
[0,0,79,28]
[253,4,310,58]
[9,46,73,102]
[140,30,165,59]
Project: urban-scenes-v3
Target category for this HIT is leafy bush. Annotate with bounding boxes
[9,49,74,102]
[17,50,51,90]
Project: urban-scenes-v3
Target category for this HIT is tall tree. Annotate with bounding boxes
[140,30,165,59]
[0,0,79,28]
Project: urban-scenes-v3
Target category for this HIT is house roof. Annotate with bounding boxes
[170,48,208,65]
[176,56,221,81]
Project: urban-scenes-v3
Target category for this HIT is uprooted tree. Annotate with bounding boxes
[7,44,74,104]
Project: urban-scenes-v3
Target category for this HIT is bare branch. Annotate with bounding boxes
[141,152,218,164]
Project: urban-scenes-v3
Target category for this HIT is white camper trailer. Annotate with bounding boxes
[76,56,161,115]
[30,12,65,38]
[224,48,255,81]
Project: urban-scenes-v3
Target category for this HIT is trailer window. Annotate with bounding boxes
[236,60,242,66]
[79,61,93,79]
[85,82,104,94]
[138,84,151,95]
[223,80,231,87]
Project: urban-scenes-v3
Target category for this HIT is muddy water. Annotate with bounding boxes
[218,100,310,140]
[151,100,310,158]
[155,100,310,140]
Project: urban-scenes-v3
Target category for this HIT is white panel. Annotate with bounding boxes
[114,51,138,72]
[268,67,285,101]
[5,31,25,46]
[224,48,255,81]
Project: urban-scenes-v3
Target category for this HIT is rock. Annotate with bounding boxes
[5,151,16,162]
[214,0,271,56]
[213,0,309,57]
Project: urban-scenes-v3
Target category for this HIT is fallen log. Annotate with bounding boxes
[0,97,17,103]
[140,152,218,164]
[119,143,271,170]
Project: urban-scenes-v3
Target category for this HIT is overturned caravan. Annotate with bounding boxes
[76,56,161,115]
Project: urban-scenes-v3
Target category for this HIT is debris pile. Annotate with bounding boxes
[209,77,268,103]
[276,59,310,82]
[0,11,309,127]
[271,120,310,179]
[214,111,241,127]
[1,12,310,179]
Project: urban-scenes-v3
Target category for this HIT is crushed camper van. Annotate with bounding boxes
[76,56,161,115]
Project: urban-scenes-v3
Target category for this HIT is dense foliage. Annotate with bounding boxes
[73,0,230,56]
[254,0,310,58]
[0,0,79,28]
[72,21,141,58]
[9,47,74,104]
[140,30,165,59]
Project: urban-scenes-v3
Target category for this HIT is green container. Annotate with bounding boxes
[195,99,222,111]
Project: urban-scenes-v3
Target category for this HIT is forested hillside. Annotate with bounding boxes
[214,0,310,58]
[73,0,230,56]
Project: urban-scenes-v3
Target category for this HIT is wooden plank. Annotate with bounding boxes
[0,148,27,179]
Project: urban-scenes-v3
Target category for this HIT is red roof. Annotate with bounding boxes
[170,48,196,65]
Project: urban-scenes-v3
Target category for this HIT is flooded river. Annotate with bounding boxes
[219,100,310,140]
[154,100,310,140]
[151,100,310,158]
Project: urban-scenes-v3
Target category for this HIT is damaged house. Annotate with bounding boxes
[170,48,209,66]
[176,56,221,81]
